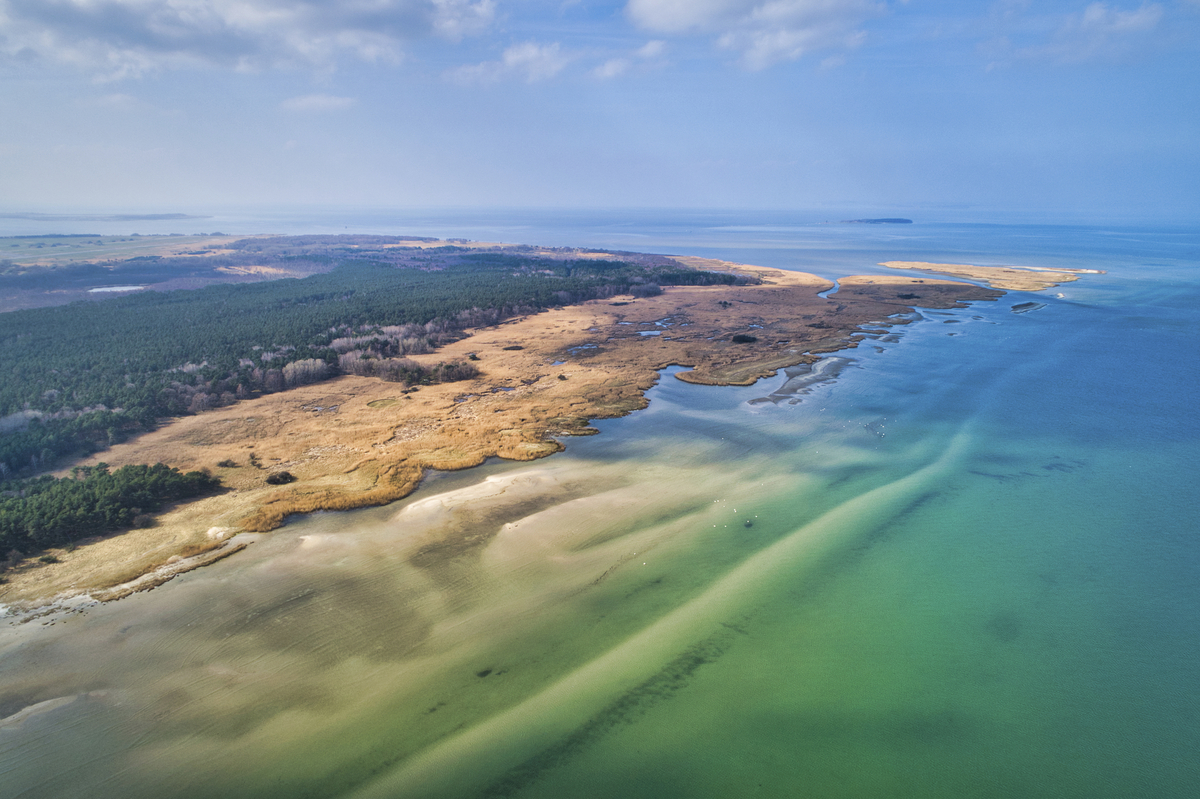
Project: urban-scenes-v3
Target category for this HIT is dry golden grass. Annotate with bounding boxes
[880,261,1089,291]
[671,256,833,288]
[0,261,1002,605]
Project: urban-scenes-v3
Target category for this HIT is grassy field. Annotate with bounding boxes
[1,234,242,266]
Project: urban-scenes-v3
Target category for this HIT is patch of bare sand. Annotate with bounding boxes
[214,265,291,276]
[0,268,1001,606]
[881,261,1101,291]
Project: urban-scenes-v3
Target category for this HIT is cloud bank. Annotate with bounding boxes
[0,0,496,78]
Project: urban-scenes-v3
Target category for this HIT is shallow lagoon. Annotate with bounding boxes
[2,219,1198,798]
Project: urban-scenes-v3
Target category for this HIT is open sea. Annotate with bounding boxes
[1,211,1198,798]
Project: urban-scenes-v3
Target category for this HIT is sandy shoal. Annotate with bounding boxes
[880,261,1102,291]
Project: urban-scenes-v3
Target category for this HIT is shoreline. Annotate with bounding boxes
[0,258,1006,610]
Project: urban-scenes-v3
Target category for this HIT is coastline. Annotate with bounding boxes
[1,219,1193,799]
[0,259,1004,609]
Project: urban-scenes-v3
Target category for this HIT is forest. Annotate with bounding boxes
[0,238,743,483]
[0,463,220,554]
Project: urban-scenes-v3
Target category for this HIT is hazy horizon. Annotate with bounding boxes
[2,1,1197,220]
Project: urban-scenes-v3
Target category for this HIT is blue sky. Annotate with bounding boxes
[1,1,1197,220]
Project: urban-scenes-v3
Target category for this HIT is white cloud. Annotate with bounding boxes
[448,41,570,84]
[280,93,357,112]
[594,57,630,78]
[997,2,1166,63]
[592,38,666,79]
[0,0,496,78]
[625,0,883,69]
[636,39,666,58]
[431,0,495,41]
[819,52,847,69]
[626,0,736,33]
[1080,1,1161,32]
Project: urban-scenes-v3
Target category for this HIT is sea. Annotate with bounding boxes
[1,210,1198,798]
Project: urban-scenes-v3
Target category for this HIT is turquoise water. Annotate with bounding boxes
[1,217,1197,797]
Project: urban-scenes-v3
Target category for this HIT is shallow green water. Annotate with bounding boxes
[2,221,1198,798]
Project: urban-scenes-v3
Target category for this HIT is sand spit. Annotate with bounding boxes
[0,260,1000,606]
[880,261,1101,291]
[89,538,251,602]
[1,538,250,626]
[748,356,856,405]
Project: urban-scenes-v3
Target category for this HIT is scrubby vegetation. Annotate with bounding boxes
[0,237,746,480]
[0,463,220,553]
[630,283,663,298]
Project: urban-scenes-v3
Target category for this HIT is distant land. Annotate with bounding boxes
[840,218,913,224]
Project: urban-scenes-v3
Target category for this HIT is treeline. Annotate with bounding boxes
[0,247,743,479]
[0,409,153,478]
[338,354,480,384]
[0,463,220,553]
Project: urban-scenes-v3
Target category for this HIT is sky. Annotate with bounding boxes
[1,1,1198,221]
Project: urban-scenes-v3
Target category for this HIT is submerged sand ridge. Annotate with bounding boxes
[0,260,1002,605]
